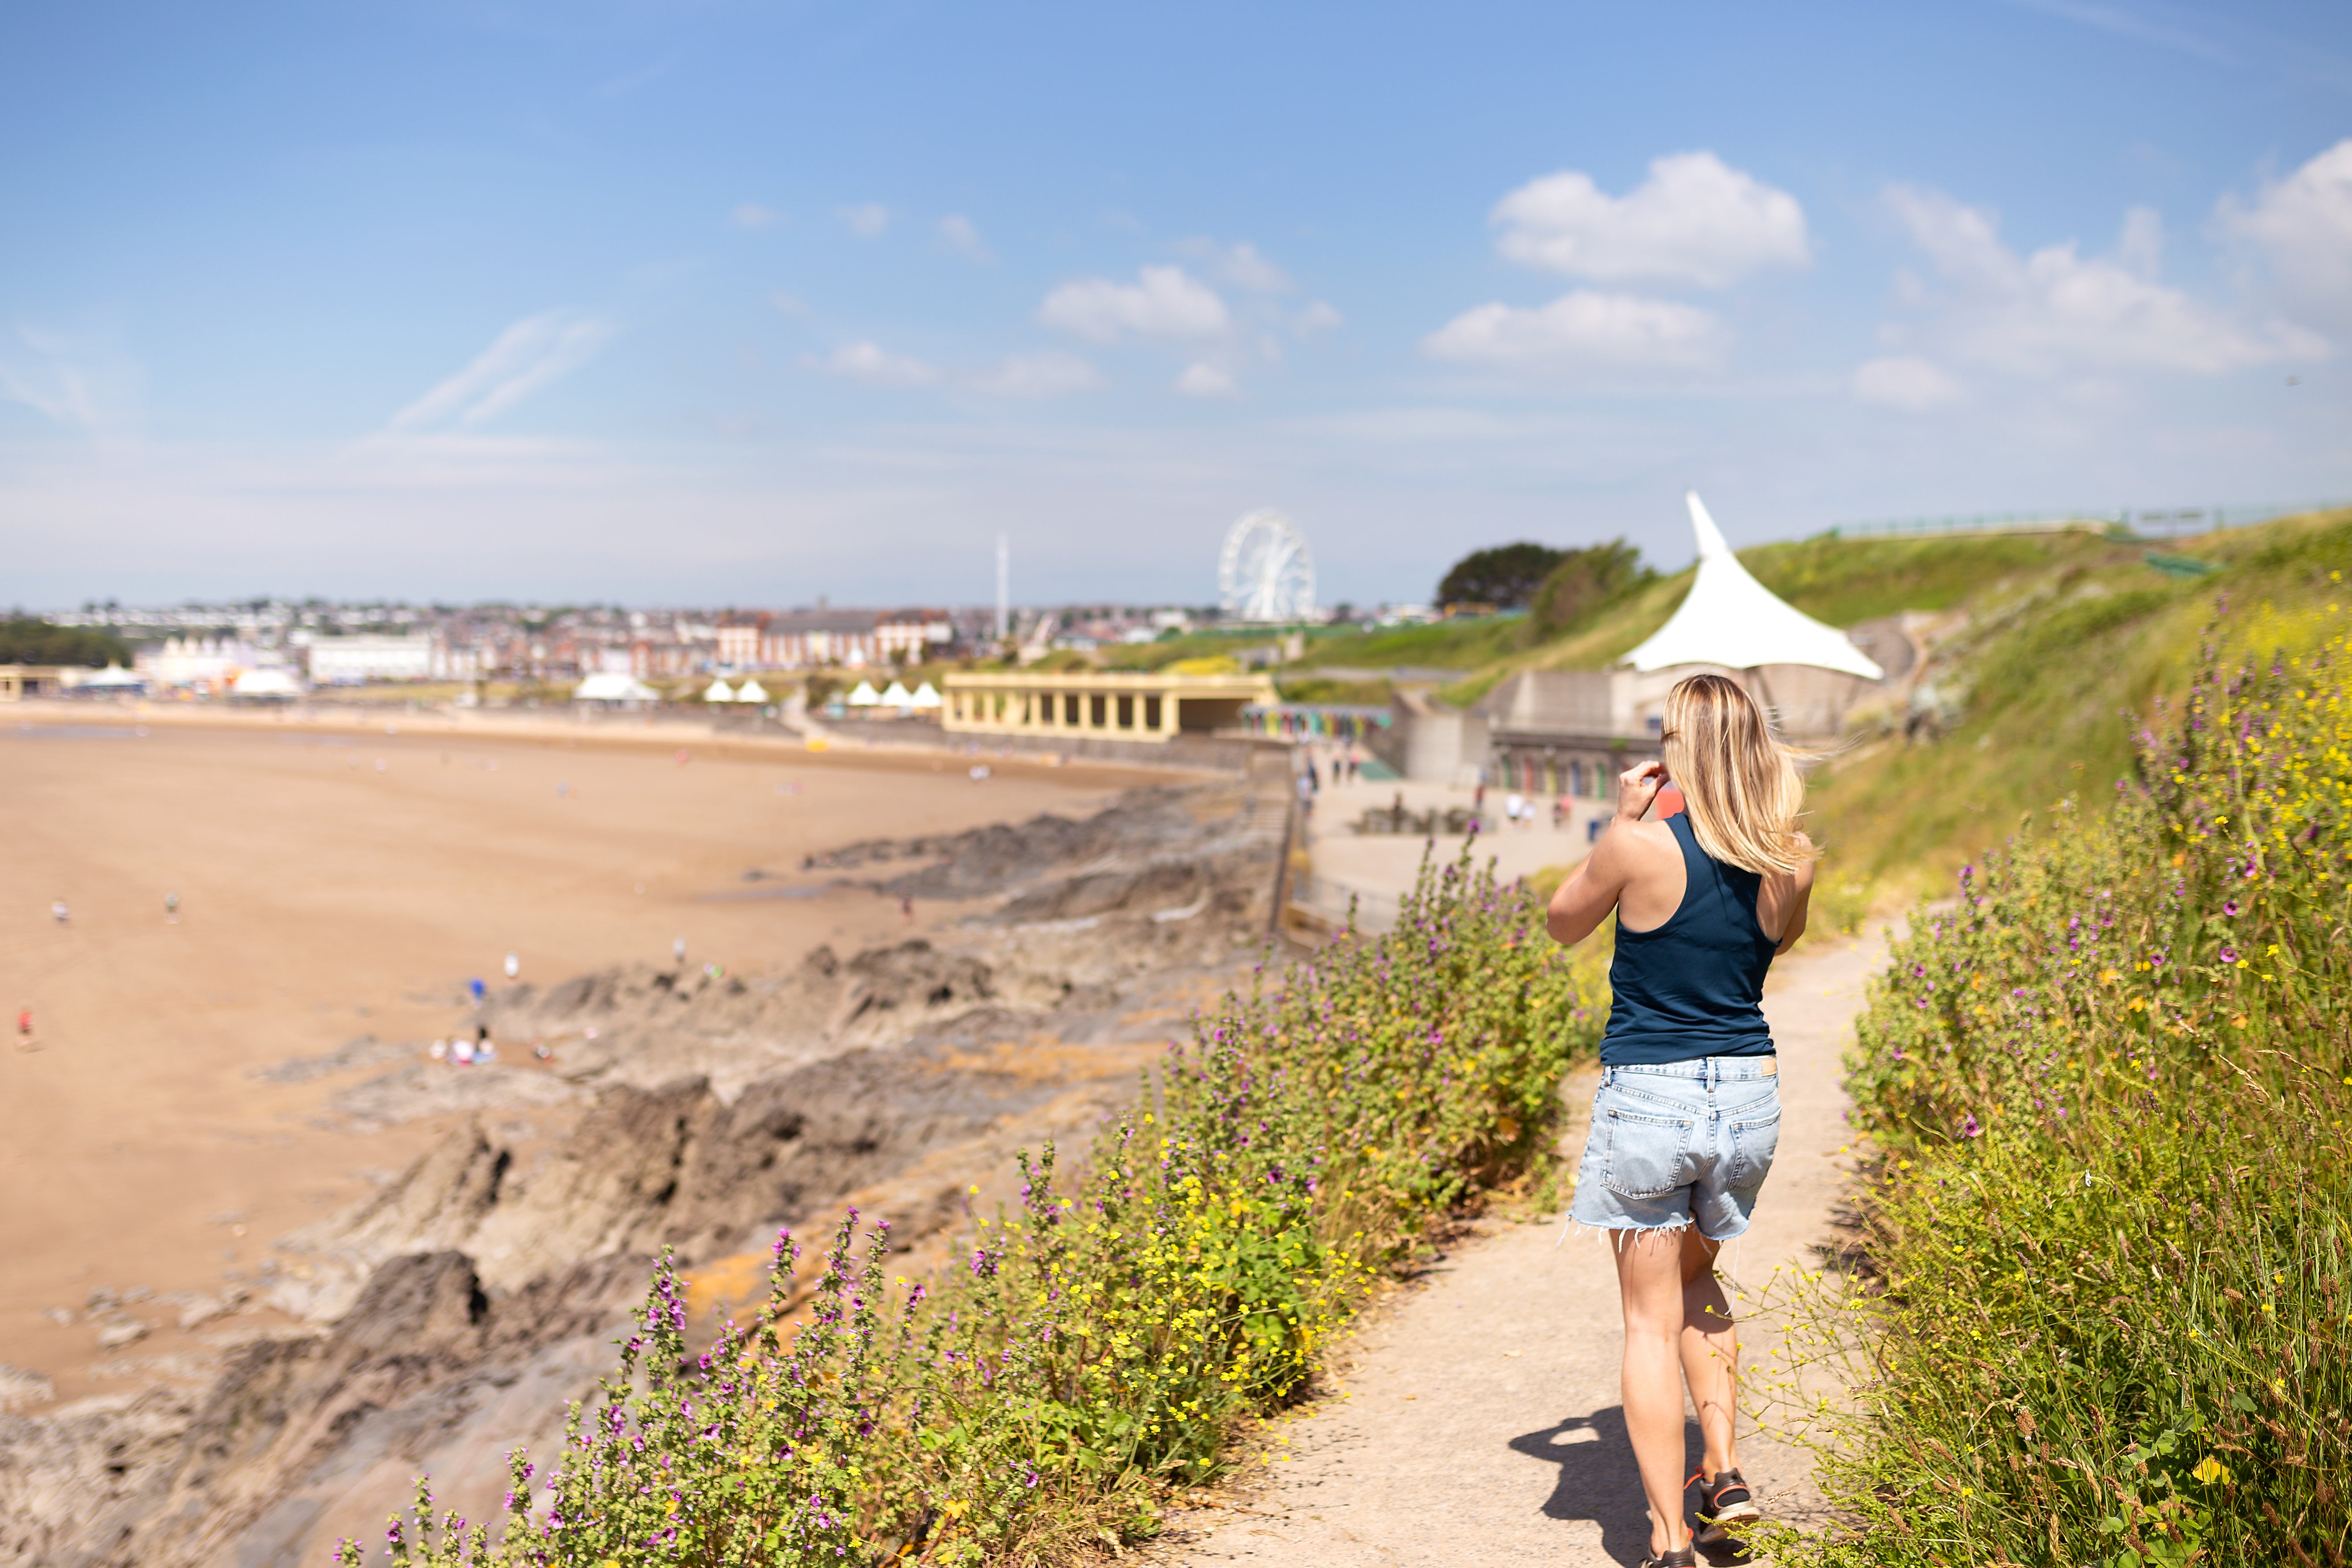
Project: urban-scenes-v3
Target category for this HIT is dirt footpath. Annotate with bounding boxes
[1161,930,1886,1567]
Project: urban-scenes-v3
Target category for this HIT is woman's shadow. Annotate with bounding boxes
[1509,1409,1747,1565]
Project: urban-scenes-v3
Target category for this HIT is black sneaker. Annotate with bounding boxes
[1640,1549,1697,1568]
[1694,1466,1760,1543]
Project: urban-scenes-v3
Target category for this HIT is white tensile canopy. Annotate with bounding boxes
[845,681,882,706]
[77,663,144,689]
[575,671,661,703]
[734,678,770,703]
[878,680,914,708]
[1624,493,1884,680]
[702,678,736,702]
[908,681,942,709]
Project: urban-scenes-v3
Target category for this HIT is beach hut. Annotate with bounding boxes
[734,678,770,704]
[702,677,736,703]
[575,671,661,710]
[879,680,914,713]
[845,680,881,706]
[909,681,942,710]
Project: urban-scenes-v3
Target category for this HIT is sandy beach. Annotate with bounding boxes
[0,711,1172,1410]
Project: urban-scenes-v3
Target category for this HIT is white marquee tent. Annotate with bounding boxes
[702,678,736,703]
[908,681,942,710]
[1624,493,1884,680]
[735,678,770,704]
[575,672,661,706]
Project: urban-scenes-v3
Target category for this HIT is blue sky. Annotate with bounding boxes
[3,0,2348,610]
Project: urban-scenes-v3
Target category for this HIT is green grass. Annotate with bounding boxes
[1806,509,2352,892]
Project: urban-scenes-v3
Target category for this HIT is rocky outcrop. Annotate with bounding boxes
[0,771,1291,1566]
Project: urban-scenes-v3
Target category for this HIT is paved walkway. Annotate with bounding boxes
[1159,930,1884,1567]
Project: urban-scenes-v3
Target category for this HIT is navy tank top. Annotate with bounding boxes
[1600,812,1779,1065]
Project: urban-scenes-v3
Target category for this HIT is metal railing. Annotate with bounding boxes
[1830,500,2348,542]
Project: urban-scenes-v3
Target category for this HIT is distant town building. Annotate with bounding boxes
[306,633,436,684]
[715,608,955,670]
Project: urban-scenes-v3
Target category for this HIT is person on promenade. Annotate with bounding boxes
[1544,673,1816,1568]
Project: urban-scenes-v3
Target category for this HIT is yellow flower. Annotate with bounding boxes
[2192,1455,2233,1486]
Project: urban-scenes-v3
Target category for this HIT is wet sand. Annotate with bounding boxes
[0,717,1167,1408]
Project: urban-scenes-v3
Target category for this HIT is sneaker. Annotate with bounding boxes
[1640,1549,1697,1568]
[1694,1466,1760,1543]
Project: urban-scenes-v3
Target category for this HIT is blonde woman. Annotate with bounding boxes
[1546,673,1816,1568]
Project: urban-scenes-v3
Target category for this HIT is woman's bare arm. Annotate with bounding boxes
[1547,760,1666,946]
[1769,840,1818,955]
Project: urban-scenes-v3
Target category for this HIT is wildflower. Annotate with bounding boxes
[1961,1114,1980,1138]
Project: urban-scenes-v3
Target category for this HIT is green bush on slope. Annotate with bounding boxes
[352,853,1604,1568]
[1773,612,2352,1568]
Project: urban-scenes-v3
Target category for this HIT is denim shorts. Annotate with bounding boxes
[1570,1057,1782,1241]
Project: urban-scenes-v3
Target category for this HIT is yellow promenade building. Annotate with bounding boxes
[942,669,1276,744]
[0,665,69,701]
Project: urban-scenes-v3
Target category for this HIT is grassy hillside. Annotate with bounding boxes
[1416,529,2127,708]
[1807,509,2350,892]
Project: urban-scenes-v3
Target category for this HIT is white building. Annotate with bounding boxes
[307,633,436,684]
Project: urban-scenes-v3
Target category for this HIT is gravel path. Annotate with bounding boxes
[1159,929,1886,1567]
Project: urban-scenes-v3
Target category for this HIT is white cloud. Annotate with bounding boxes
[1422,290,1725,372]
[818,341,941,389]
[1173,363,1239,399]
[1178,238,1294,294]
[386,312,613,431]
[1853,355,1966,410]
[966,350,1100,398]
[936,214,993,263]
[1885,183,2325,374]
[0,326,142,437]
[1492,151,1811,289]
[838,203,890,240]
[771,292,811,318]
[1038,265,1231,344]
[2217,138,2352,334]
[732,202,784,230]
[1295,300,1344,338]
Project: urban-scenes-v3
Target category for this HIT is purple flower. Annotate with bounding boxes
[2222,900,2239,917]
[1962,1114,1980,1138]
[2218,947,2238,964]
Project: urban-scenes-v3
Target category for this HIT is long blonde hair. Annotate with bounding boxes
[1661,673,1816,875]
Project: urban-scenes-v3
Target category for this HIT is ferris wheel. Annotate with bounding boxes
[1218,510,1316,622]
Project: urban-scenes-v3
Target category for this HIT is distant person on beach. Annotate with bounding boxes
[51,899,69,925]
[503,952,520,979]
[164,892,179,923]
[16,1009,31,1049]
[900,895,914,923]
[673,935,687,965]
[468,977,486,1007]
[1543,673,1815,1567]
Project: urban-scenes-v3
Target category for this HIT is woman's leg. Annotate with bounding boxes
[1612,1226,1697,1557]
[1676,1226,1739,1479]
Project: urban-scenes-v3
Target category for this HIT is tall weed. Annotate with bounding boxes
[1769,613,2352,1567]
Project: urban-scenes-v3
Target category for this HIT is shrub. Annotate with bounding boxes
[1768,615,2352,1568]
[350,850,1604,1567]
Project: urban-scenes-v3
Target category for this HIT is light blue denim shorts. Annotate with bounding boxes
[1570,1056,1782,1241]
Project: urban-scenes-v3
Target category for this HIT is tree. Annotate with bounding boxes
[0,618,131,667]
[1434,542,1569,610]
[1529,539,1652,639]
